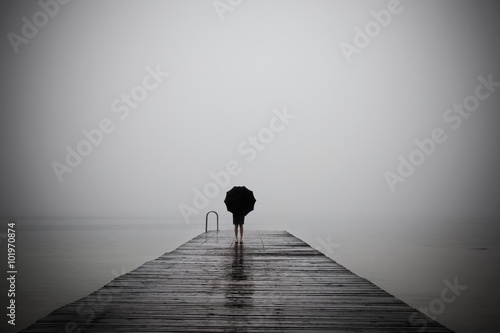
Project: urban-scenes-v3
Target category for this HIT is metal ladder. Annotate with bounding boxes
[205,211,219,232]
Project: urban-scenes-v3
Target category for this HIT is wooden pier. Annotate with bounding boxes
[20,230,453,332]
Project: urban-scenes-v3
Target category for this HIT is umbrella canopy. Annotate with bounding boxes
[224,186,256,216]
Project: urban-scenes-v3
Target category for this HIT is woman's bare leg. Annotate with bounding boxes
[239,225,244,242]
[234,225,238,243]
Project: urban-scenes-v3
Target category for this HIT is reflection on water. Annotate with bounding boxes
[224,244,254,331]
[7,218,500,333]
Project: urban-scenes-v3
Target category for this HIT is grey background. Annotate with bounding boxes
[1,1,499,332]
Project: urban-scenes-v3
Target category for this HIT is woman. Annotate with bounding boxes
[233,213,244,244]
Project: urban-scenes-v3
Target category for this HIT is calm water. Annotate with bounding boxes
[1,217,498,333]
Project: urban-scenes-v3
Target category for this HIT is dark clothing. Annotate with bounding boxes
[233,214,245,225]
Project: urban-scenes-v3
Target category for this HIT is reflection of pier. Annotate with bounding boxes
[20,230,454,332]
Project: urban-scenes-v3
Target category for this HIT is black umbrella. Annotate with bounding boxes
[224,186,256,216]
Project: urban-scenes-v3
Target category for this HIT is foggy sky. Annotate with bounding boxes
[1,0,500,223]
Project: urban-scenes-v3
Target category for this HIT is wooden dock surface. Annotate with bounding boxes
[20,230,454,332]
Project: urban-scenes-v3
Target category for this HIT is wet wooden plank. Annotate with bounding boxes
[19,230,454,332]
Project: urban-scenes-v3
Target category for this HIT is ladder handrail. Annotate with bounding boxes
[205,211,219,232]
